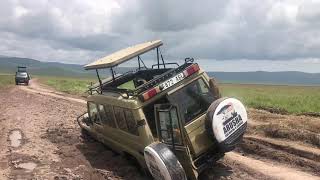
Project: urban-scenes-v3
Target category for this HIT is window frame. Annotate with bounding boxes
[155,104,184,147]
[113,106,129,131]
[87,102,102,125]
[97,104,117,128]
[123,109,139,136]
[113,106,139,136]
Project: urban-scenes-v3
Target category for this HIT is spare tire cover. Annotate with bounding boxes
[144,142,187,180]
[206,98,248,151]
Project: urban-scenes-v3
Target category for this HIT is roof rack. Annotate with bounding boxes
[132,61,194,95]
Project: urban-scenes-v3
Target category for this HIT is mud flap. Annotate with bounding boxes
[206,98,248,152]
[144,142,187,180]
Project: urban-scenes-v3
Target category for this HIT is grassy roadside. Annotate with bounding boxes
[220,84,320,114]
[37,76,320,114]
[0,74,14,88]
[38,76,95,96]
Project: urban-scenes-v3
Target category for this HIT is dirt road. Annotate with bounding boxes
[0,80,319,180]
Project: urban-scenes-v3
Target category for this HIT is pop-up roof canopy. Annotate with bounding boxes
[84,40,163,70]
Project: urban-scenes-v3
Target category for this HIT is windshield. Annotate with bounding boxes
[16,72,28,78]
[169,78,216,124]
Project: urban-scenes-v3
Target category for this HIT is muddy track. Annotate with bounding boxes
[0,79,319,179]
[236,136,320,176]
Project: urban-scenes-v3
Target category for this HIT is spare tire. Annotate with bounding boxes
[205,98,248,152]
[144,142,187,180]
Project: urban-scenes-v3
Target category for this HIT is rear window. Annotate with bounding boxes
[16,72,28,78]
[169,78,216,124]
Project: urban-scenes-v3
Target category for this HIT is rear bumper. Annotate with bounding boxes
[191,145,225,173]
[15,78,29,83]
[190,122,247,173]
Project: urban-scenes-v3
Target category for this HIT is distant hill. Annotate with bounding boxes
[0,56,319,85]
[0,56,136,78]
[208,71,320,86]
[0,56,96,77]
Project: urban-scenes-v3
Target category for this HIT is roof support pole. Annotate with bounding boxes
[138,56,141,70]
[110,67,115,81]
[156,47,160,69]
[96,69,102,91]
[159,48,166,68]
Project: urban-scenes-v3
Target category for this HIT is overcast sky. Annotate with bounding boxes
[1,0,320,72]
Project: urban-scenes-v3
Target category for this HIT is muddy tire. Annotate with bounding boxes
[144,142,187,180]
[206,98,248,152]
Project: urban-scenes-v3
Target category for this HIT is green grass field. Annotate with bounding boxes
[0,74,14,88]
[2,74,319,114]
[38,76,95,96]
[220,84,320,114]
[40,76,320,114]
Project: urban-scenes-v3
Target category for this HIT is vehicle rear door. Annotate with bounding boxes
[154,104,194,175]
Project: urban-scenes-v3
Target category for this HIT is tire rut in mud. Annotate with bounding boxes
[235,137,320,176]
[199,160,268,180]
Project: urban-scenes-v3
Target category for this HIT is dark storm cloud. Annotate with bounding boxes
[138,0,227,32]
[0,0,320,64]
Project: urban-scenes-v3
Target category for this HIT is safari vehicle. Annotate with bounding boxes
[15,66,30,85]
[77,40,248,180]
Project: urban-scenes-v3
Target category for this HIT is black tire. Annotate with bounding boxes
[144,142,187,180]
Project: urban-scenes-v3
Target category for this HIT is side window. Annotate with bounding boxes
[97,104,116,128]
[88,102,101,124]
[124,109,138,136]
[104,105,117,128]
[114,107,128,131]
[98,104,107,123]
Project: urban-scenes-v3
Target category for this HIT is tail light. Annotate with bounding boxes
[183,64,200,77]
[140,86,161,101]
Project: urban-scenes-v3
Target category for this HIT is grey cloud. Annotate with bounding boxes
[139,0,228,32]
[0,0,320,64]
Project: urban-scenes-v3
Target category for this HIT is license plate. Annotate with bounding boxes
[160,73,185,90]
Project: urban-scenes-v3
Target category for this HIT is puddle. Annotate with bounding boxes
[9,130,22,148]
[17,162,37,172]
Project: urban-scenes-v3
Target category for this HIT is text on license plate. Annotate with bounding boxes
[160,73,185,90]
[223,114,244,138]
